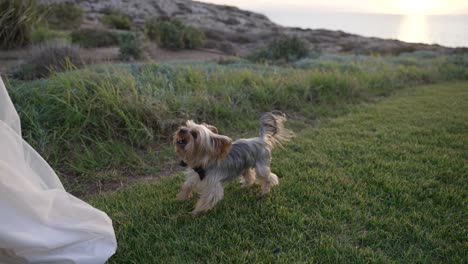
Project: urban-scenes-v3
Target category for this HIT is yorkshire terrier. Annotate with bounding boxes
[173,111,294,215]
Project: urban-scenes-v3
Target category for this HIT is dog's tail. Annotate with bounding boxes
[259,111,294,149]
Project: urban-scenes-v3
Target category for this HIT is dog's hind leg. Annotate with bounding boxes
[240,168,256,188]
[192,180,224,215]
[255,163,279,195]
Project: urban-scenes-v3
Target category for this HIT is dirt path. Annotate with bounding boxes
[0,45,231,75]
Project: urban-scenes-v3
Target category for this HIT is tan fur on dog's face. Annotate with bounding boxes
[173,121,232,168]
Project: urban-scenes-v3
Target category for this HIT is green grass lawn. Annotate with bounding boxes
[92,82,467,263]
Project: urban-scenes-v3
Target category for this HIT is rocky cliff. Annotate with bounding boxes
[40,0,454,55]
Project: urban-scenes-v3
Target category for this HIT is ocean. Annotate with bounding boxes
[260,11,468,48]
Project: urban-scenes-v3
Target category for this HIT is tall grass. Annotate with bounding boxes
[31,26,68,44]
[41,2,83,30]
[12,40,83,80]
[6,53,468,194]
[0,0,42,49]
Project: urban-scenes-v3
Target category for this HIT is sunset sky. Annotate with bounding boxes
[199,0,468,15]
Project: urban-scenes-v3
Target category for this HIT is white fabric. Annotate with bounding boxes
[0,77,117,264]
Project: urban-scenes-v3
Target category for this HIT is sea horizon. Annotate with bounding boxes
[250,9,468,48]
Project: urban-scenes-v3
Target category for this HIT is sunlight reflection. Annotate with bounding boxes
[398,15,429,44]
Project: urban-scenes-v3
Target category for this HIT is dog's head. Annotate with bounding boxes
[173,120,232,168]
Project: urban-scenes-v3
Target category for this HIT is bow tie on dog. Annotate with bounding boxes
[173,111,294,215]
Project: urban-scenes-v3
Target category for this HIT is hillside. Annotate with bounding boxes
[39,0,455,55]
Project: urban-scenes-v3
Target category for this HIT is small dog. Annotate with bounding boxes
[173,111,294,215]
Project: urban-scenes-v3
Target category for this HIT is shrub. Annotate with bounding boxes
[101,12,132,30]
[182,26,206,49]
[118,33,143,61]
[13,40,83,80]
[447,54,468,67]
[0,0,42,49]
[247,35,309,63]
[31,26,68,44]
[99,5,115,15]
[41,2,83,30]
[246,49,270,62]
[145,17,161,41]
[145,17,205,50]
[269,35,308,61]
[219,42,236,55]
[71,29,119,48]
[453,47,468,54]
[203,40,218,49]
[155,20,185,50]
[399,50,439,59]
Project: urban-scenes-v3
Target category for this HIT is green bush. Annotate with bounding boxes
[145,17,205,50]
[0,0,42,49]
[71,29,119,48]
[156,20,185,50]
[219,42,236,55]
[145,17,162,41]
[31,26,68,44]
[13,40,83,80]
[399,50,439,59]
[183,26,206,49]
[246,49,270,62]
[101,12,132,30]
[41,2,83,30]
[247,35,309,63]
[118,33,143,61]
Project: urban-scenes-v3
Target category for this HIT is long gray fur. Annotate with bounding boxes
[204,112,293,183]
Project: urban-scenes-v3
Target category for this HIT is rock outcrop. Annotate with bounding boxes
[39,0,455,54]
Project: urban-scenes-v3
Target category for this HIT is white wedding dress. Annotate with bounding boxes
[0,77,116,264]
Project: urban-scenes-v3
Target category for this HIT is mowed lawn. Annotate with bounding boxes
[92,82,468,263]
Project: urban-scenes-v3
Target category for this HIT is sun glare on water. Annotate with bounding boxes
[398,14,429,44]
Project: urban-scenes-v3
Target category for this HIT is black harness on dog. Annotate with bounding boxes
[179,160,206,180]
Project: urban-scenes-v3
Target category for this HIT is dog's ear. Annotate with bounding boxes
[212,135,232,158]
[202,123,219,134]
